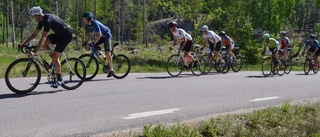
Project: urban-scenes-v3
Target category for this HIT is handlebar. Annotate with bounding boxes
[18,44,36,54]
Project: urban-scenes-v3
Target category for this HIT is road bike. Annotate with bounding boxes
[261,51,285,77]
[5,44,86,94]
[221,47,243,73]
[166,47,202,77]
[303,53,318,75]
[79,42,131,80]
[199,48,229,74]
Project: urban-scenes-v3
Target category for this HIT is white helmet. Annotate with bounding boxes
[29,6,43,16]
[200,25,209,31]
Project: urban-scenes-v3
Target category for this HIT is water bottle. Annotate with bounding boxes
[99,54,107,63]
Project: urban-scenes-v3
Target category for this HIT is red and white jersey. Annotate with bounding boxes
[172,28,192,41]
[202,30,221,43]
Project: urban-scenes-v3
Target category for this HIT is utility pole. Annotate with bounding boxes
[143,0,147,47]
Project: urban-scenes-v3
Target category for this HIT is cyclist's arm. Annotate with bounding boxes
[85,32,94,43]
[21,29,41,46]
[93,31,102,45]
[34,31,49,53]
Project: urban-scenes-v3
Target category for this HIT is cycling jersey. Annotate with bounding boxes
[87,20,112,39]
[305,40,320,51]
[36,14,72,36]
[221,35,234,47]
[277,37,290,48]
[264,38,279,50]
[202,30,221,43]
[171,28,192,41]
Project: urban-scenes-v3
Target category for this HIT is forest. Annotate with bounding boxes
[0,0,320,63]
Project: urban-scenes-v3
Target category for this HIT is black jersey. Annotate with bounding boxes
[36,14,72,36]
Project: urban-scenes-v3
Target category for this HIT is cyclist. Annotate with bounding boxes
[277,31,290,61]
[200,25,224,64]
[262,33,280,65]
[82,12,114,77]
[302,34,320,69]
[168,21,195,67]
[20,6,73,88]
[219,31,235,60]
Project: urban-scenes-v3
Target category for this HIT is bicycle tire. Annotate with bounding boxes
[112,54,131,79]
[60,58,86,90]
[303,59,311,75]
[5,58,41,94]
[199,54,212,74]
[284,58,292,74]
[313,63,319,74]
[231,55,243,72]
[79,54,99,81]
[277,62,285,76]
[191,59,201,76]
[166,54,183,77]
[262,58,272,77]
[221,56,230,74]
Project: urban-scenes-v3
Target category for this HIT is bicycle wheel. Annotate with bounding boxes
[166,54,183,77]
[60,58,86,90]
[277,62,285,76]
[79,54,99,81]
[284,58,292,74]
[262,58,272,77]
[199,54,212,74]
[231,55,243,72]
[303,59,311,75]
[313,63,319,74]
[112,54,131,79]
[5,58,41,94]
[221,56,230,74]
[191,59,201,76]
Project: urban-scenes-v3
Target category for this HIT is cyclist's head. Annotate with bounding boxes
[82,12,93,21]
[200,25,209,32]
[29,6,43,16]
[219,31,226,36]
[309,34,316,40]
[280,31,286,36]
[168,21,177,28]
[263,33,270,40]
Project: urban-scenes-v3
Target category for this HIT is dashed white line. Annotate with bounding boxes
[123,108,180,120]
[249,96,279,102]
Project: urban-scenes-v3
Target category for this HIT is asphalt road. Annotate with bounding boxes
[0,71,320,137]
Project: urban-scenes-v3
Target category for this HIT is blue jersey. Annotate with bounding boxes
[305,40,320,50]
[88,20,112,38]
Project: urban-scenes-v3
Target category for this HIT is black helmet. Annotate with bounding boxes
[82,12,93,20]
[168,21,177,28]
[219,31,226,36]
[280,31,286,35]
[309,34,316,39]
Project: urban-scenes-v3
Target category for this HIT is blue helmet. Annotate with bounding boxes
[82,12,93,20]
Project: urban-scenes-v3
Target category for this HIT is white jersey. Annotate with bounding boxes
[202,30,221,43]
[172,28,192,41]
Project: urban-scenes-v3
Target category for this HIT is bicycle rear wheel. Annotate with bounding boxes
[313,63,319,74]
[199,54,212,74]
[303,59,311,75]
[277,62,285,76]
[5,58,41,94]
[284,58,292,74]
[79,54,99,81]
[221,56,230,74]
[191,59,201,76]
[262,58,272,77]
[231,55,243,72]
[112,54,131,79]
[60,58,86,90]
[166,54,183,77]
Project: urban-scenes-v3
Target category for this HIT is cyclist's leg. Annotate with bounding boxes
[314,50,320,69]
[182,41,193,65]
[215,41,223,63]
[97,36,114,77]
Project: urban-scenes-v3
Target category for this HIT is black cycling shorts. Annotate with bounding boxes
[208,40,222,52]
[96,36,112,52]
[181,40,192,52]
[48,34,72,53]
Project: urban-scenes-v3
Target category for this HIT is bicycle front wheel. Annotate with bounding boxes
[199,54,212,74]
[112,54,131,79]
[284,58,292,74]
[5,58,41,94]
[303,59,311,75]
[231,55,243,72]
[79,54,99,81]
[166,54,183,77]
[60,58,86,90]
[191,59,202,76]
[262,58,272,77]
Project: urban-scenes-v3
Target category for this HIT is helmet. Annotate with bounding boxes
[200,25,209,31]
[280,31,286,35]
[309,34,316,39]
[168,21,177,28]
[219,31,226,36]
[82,12,93,20]
[263,33,270,40]
[29,6,43,16]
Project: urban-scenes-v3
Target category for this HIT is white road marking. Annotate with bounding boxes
[249,96,279,102]
[123,108,180,120]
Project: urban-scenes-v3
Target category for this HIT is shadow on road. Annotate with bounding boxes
[0,90,64,100]
[246,75,275,78]
[136,74,195,79]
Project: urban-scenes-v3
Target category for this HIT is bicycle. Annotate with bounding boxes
[221,47,243,73]
[303,53,319,75]
[5,44,86,94]
[79,42,131,80]
[199,48,229,74]
[278,47,293,74]
[261,51,285,77]
[166,47,202,77]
